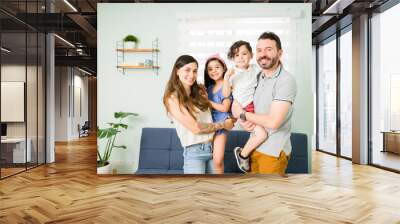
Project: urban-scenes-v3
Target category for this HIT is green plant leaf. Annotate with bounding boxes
[97,149,103,161]
[97,111,138,167]
[97,128,109,139]
[97,127,118,139]
[113,145,127,149]
[112,123,128,129]
[114,112,139,119]
[97,160,109,167]
[123,35,139,43]
[106,128,118,138]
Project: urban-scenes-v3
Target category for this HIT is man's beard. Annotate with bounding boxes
[257,55,279,70]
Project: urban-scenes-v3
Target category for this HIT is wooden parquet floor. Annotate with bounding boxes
[1,135,400,223]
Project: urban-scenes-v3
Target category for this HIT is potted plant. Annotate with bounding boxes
[97,111,138,174]
[123,34,139,49]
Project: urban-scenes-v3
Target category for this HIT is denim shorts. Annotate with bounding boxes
[183,141,214,174]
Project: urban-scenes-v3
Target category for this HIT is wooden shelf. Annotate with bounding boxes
[117,65,160,69]
[116,48,159,52]
[116,38,160,75]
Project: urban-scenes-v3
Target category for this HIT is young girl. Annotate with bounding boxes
[223,40,268,173]
[163,55,234,174]
[204,54,233,174]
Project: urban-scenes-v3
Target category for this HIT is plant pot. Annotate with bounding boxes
[97,162,112,174]
[124,41,137,49]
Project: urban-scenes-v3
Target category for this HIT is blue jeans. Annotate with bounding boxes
[183,142,214,174]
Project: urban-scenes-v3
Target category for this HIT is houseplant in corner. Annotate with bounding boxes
[123,34,139,49]
[97,111,138,174]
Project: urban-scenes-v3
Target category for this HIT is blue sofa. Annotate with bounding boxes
[136,128,308,174]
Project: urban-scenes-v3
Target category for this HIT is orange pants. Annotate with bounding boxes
[250,150,290,174]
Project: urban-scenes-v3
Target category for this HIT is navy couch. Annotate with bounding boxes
[136,128,308,174]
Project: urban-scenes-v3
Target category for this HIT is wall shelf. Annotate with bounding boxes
[116,48,159,52]
[116,38,159,75]
[117,65,160,69]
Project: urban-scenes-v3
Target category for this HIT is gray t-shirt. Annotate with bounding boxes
[253,65,297,157]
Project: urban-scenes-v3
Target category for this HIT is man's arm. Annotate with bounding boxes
[246,101,291,130]
[232,100,291,130]
[238,119,256,132]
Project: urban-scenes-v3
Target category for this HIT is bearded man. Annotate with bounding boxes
[231,32,298,175]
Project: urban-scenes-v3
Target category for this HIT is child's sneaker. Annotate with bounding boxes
[234,147,250,172]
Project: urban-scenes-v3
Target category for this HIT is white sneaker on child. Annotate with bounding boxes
[234,147,250,172]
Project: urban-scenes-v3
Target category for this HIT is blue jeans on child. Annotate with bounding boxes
[183,141,214,174]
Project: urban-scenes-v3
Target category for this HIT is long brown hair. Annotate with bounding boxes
[163,55,210,119]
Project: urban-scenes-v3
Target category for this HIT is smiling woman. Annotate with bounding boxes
[162,55,234,174]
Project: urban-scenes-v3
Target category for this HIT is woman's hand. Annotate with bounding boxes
[223,118,235,130]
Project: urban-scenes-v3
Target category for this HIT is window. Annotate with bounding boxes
[390,74,400,130]
[339,29,352,158]
[0,2,47,179]
[317,37,337,154]
[371,3,400,171]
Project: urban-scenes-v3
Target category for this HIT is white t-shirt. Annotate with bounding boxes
[171,107,214,147]
[229,64,259,107]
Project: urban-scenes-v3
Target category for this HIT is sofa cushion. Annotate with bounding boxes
[290,133,308,157]
[137,128,308,174]
[169,131,184,170]
[140,128,172,150]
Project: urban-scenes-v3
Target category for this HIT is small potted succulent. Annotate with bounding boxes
[97,111,138,174]
[123,34,139,49]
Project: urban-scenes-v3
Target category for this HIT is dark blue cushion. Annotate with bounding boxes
[166,169,184,174]
[169,149,184,170]
[290,133,308,157]
[286,157,308,173]
[137,128,308,174]
[138,149,170,169]
[135,169,168,174]
[170,130,184,150]
[140,128,172,150]
[288,133,308,173]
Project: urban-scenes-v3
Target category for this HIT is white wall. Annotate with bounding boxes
[55,67,89,141]
[1,64,46,163]
[98,3,313,172]
[1,82,24,122]
[1,65,42,137]
[55,67,68,141]
[73,73,89,137]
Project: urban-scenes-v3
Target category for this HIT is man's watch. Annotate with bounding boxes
[239,111,247,121]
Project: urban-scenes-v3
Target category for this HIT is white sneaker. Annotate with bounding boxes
[234,147,250,172]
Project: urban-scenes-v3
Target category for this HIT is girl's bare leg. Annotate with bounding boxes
[213,133,228,174]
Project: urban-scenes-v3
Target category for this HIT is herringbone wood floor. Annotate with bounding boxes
[1,135,400,224]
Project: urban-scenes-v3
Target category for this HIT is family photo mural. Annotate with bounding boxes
[97,3,312,175]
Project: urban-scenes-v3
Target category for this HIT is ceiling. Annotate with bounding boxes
[0,0,393,75]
